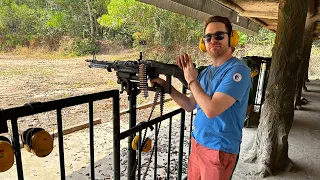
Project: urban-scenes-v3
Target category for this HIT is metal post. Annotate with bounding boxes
[11,118,24,180]
[188,112,194,156]
[166,117,172,180]
[57,108,66,180]
[137,131,142,180]
[154,123,158,179]
[178,86,187,180]
[0,112,8,133]
[89,101,95,180]
[128,81,138,180]
[113,91,121,180]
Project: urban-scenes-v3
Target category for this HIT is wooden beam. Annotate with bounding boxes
[313,29,320,35]
[240,11,278,20]
[215,0,268,27]
[311,14,320,23]
[266,25,277,30]
[19,119,102,148]
[313,31,320,37]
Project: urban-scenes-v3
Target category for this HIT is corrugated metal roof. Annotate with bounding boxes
[138,0,260,35]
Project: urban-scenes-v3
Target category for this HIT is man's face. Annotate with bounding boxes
[204,22,230,58]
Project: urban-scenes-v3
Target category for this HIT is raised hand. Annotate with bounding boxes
[175,54,198,85]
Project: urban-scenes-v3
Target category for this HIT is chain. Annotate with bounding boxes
[139,64,148,98]
[130,61,165,179]
[142,88,164,180]
[129,87,164,180]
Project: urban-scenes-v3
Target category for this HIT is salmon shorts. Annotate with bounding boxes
[187,138,237,180]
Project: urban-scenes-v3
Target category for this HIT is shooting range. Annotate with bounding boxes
[1,0,320,179]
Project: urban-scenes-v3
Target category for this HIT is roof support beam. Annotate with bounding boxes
[214,0,268,26]
[240,11,278,19]
[138,0,260,35]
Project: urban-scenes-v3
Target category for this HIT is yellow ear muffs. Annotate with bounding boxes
[251,69,259,77]
[131,135,152,153]
[0,136,14,172]
[199,30,239,52]
[22,128,53,157]
[199,37,206,52]
[230,30,239,47]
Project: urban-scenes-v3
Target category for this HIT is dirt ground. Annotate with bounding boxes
[1,80,320,180]
[0,50,182,132]
[1,52,320,179]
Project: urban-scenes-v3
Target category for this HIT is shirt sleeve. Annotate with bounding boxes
[215,65,251,102]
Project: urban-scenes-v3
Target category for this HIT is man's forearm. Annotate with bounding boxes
[188,80,214,117]
[169,85,195,112]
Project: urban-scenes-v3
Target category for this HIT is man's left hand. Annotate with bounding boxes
[176,54,198,84]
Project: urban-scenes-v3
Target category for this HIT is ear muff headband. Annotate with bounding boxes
[22,128,53,157]
[22,128,39,152]
[0,136,14,172]
[199,30,239,52]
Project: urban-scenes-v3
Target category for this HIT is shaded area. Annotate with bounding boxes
[233,80,320,179]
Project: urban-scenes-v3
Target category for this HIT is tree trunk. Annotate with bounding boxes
[305,63,310,83]
[303,58,311,88]
[295,45,312,109]
[244,0,307,177]
[294,2,314,110]
[86,0,94,40]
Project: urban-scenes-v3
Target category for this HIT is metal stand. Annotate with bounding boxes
[126,79,139,180]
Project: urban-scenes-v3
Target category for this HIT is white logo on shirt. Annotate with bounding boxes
[233,73,242,82]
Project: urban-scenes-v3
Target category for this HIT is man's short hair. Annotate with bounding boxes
[204,16,232,35]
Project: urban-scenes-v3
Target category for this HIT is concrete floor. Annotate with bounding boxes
[1,80,320,180]
[233,80,320,180]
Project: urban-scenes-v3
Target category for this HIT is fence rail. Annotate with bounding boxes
[0,90,120,180]
[0,89,193,180]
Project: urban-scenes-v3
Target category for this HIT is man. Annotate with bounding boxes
[151,16,250,179]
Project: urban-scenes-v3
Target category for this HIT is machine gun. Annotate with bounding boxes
[86,53,190,178]
[85,53,188,97]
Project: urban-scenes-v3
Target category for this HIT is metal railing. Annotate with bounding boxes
[0,90,120,180]
[0,88,194,179]
[114,86,194,180]
[114,107,194,180]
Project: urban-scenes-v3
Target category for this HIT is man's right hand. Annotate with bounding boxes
[175,54,198,87]
[150,78,171,94]
[151,77,197,112]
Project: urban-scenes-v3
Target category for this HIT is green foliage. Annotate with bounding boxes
[0,0,276,58]
[0,0,109,53]
[234,28,275,57]
[72,39,100,56]
[0,1,42,48]
[98,0,136,29]
[98,0,203,60]
[238,31,248,46]
[245,28,276,46]
[46,12,66,30]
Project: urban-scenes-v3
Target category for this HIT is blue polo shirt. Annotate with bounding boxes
[192,57,250,154]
